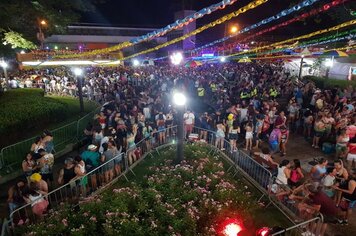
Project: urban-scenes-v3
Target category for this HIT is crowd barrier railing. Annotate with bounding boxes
[8,126,178,234]
[272,215,324,236]
[6,125,321,235]
[190,126,323,229]
[191,126,273,200]
[0,107,100,173]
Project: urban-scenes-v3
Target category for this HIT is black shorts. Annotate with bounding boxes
[229,133,238,140]
[41,173,54,182]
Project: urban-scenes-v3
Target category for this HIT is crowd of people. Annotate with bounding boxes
[5,61,356,234]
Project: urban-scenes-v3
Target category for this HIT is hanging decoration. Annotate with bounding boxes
[193,0,349,54]
[235,45,355,60]
[226,19,356,58]
[120,0,269,61]
[232,30,356,59]
[56,0,240,58]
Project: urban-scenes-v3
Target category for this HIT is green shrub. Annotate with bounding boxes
[16,145,289,236]
[303,76,356,89]
[0,89,97,137]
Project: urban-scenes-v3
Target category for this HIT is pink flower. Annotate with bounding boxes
[90,216,97,222]
[62,219,68,226]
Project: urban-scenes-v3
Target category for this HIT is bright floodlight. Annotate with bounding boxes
[133,59,140,67]
[173,92,186,106]
[73,68,83,76]
[220,57,226,62]
[325,59,333,67]
[170,52,183,65]
[0,61,8,68]
[223,223,242,236]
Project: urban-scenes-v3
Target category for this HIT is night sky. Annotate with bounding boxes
[81,0,353,45]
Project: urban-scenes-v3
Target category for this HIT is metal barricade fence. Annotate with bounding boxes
[272,215,323,236]
[9,151,127,227]
[0,137,36,172]
[191,126,273,195]
[7,124,321,235]
[0,107,99,173]
[8,126,178,233]
[76,107,101,141]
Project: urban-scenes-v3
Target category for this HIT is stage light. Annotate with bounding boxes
[173,92,186,106]
[54,46,58,50]
[220,57,226,62]
[133,59,140,67]
[170,52,183,65]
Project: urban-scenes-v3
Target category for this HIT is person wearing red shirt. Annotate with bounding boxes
[347,137,356,168]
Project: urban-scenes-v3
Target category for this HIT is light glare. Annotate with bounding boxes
[73,68,83,76]
[133,59,140,67]
[223,223,242,236]
[0,61,8,68]
[230,26,238,34]
[173,93,186,106]
[220,57,226,62]
[170,52,183,65]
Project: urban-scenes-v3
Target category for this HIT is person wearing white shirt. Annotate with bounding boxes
[183,110,195,138]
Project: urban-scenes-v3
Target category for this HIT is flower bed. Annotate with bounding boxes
[17,144,289,235]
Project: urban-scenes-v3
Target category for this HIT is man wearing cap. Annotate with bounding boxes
[81,144,100,190]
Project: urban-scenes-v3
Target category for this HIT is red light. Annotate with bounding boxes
[224,223,242,236]
[218,219,244,236]
[257,227,270,236]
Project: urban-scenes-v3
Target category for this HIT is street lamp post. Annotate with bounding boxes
[223,24,238,55]
[37,19,47,50]
[74,68,84,113]
[0,61,8,91]
[298,55,304,81]
[173,92,186,163]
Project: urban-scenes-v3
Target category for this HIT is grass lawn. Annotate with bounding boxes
[17,144,291,236]
[0,89,98,148]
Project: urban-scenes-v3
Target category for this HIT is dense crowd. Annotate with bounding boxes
[6,62,356,234]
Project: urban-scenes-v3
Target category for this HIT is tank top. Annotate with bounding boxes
[343,180,356,201]
[277,166,288,185]
[63,167,76,184]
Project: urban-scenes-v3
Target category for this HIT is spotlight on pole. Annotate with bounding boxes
[133,59,140,67]
[173,92,186,106]
[173,92,186,163]
[220,57,226,63]
[170,52,183,65]
[73,68,83,76]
